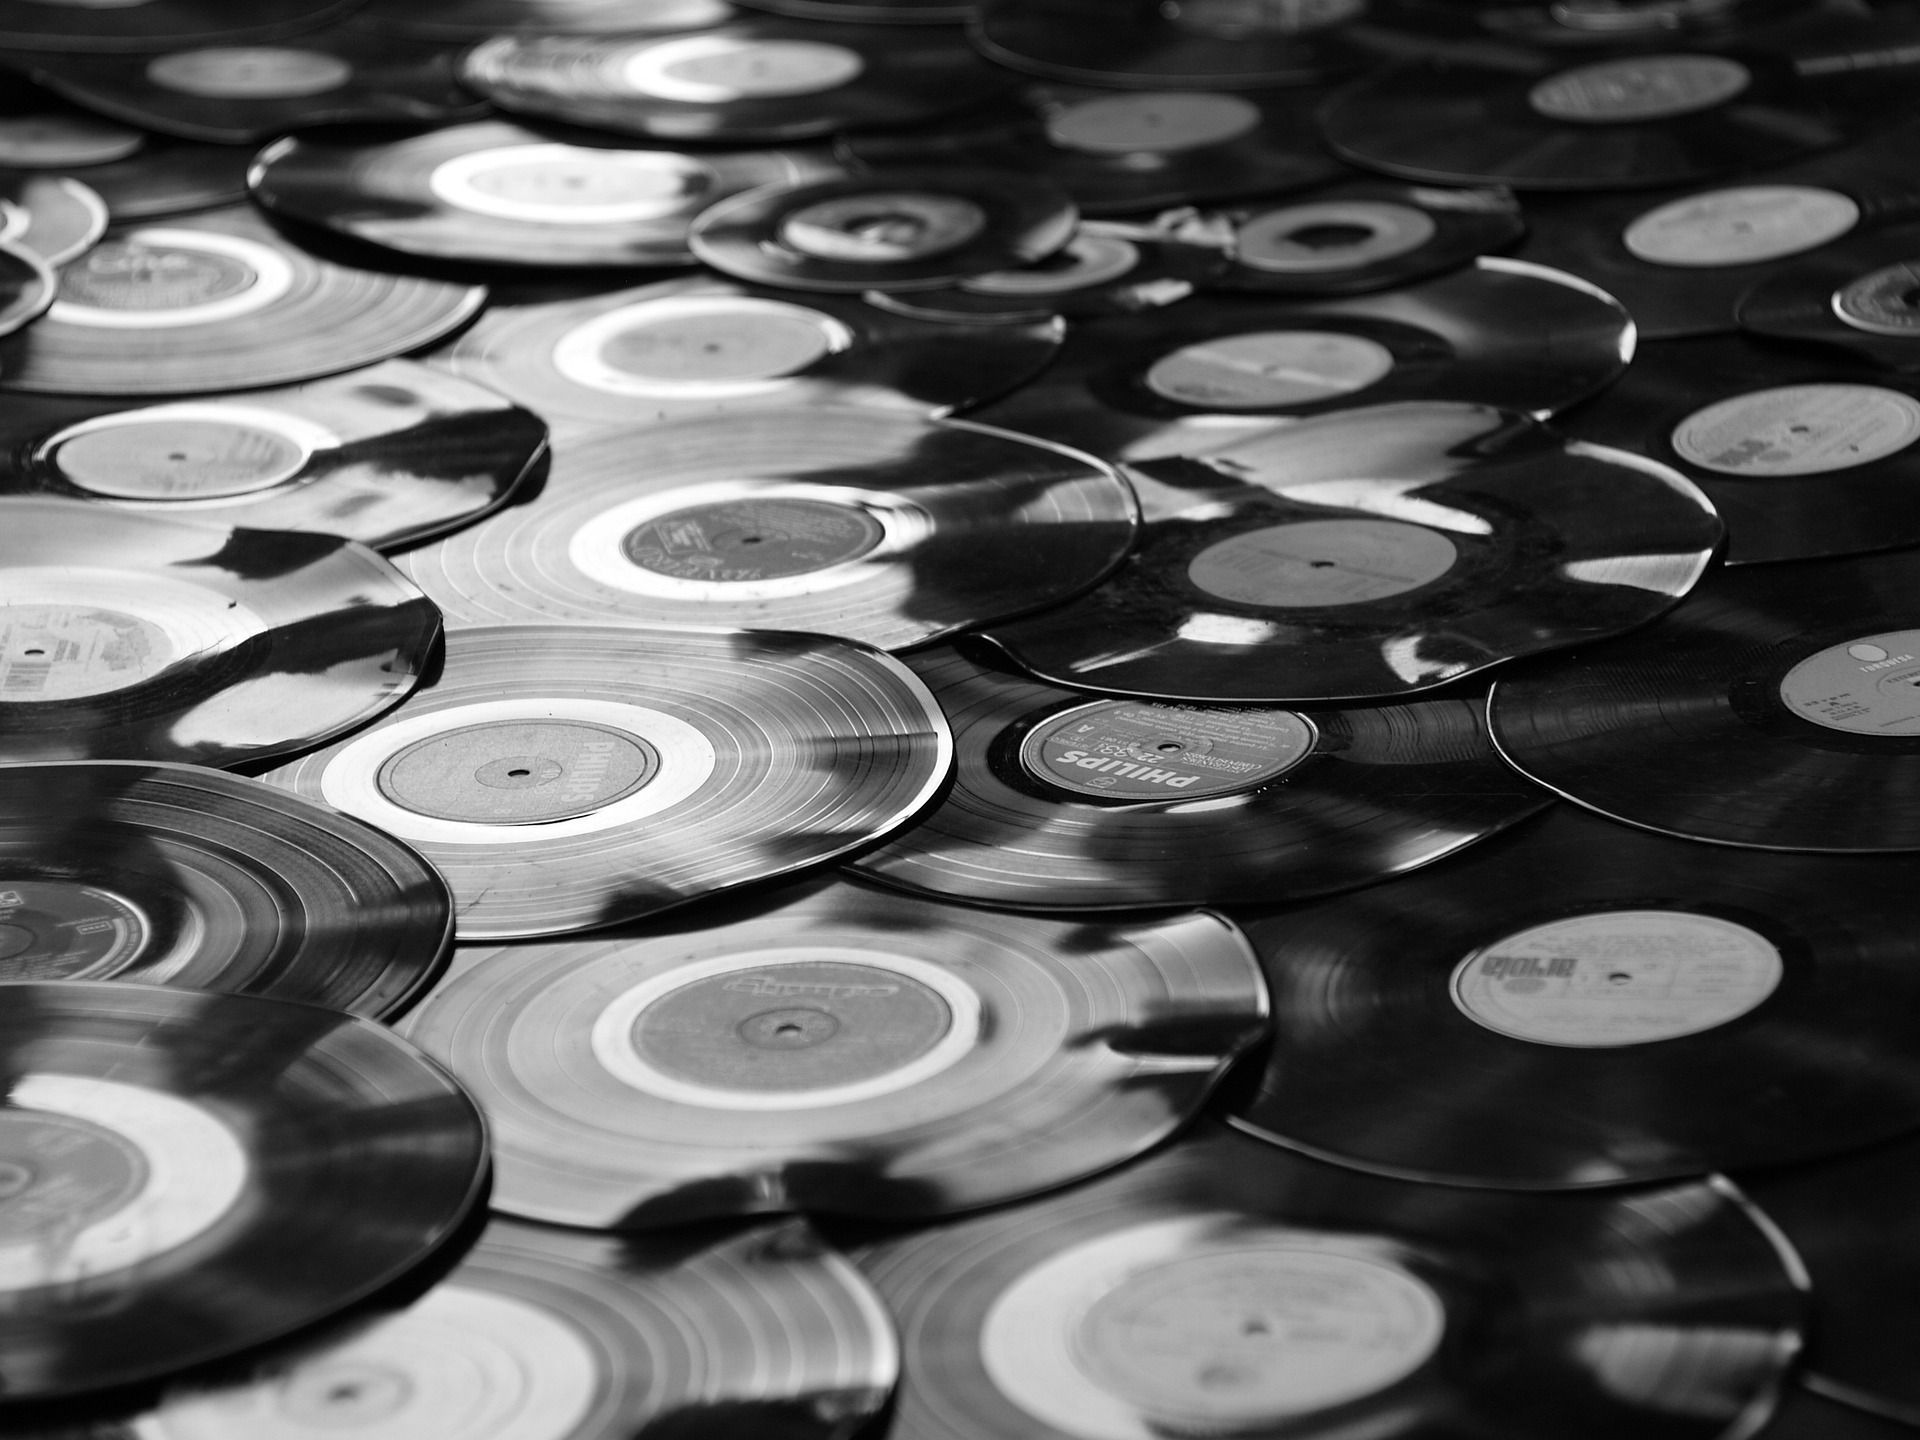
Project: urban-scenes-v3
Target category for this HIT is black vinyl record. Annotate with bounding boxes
[353,0,738,38]
[262,623,951,940]
[396,408,1135,650]
[0,498,439,768]
[50,138,253,221]
[858,1122,1803,1440]
[1488,546,1920,851]
[404,875,1266,1226]
[1231,803,1920,1189]
[462,19,1009,143]
[0,763,451,1018]
[1556,333,1920,564]
[0,207,487,397]
[1753,1386,1917,1440]
[739,0,975,20]
[688,168,1077,293]
[0,239,52,340]
[0,980,486,1401]
[0,175,106,268]
[0,0,358,52]
[1454,0,1858,48]
[982,402,1719,703]
[250,121,840,269]
[438,274,1060,440]
[1737,220,1920,369]
[847,644,1550,909]
[0,360,547,552]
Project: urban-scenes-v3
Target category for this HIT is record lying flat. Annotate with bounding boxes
[124,1216,896,1440]
[1737,221,1920,369]
[0,206,487,396]
[1489,547,1920,851]
[0,499,438,768]
[50,136,254,220]
[983,402,1718,703]
[263,624,950,940]
[0,360,546,551]
[1754,1386,1917,1440]
[689,168,1077,293]
[439,274,1059,439]
[0,174,106,267]
[1557,333,1920,564]
[847,645,1550,908]
[0,0,358,52]
[859,1122,1803,1440]
[355,0,737,38]
[0,239,52,340]
[463,20,1008,143]
[0,980,486,1400]
[968,258,1633,463]
[740,0,974,19]
[1454,0,1836,45]
[406,876,1266,1226]
[396,409,1134,650]
[1232,803,1920,1188]
[251,121,840,269]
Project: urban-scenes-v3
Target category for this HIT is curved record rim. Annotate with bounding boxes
[249,122,840,269]
[0,0,359,51]
[262,623,952,940]
[848,644,1550,909]
[1736,220,1920,369]
[67,136,256,221]
[0,979,487,1401]
[404,874,1267,1225]
[1488,547,1920,851]
[857,1121,1805,1440]
[0,206,487,397]
[353,0,739,37]
[0,359,548,552]
[739,0,975,19]
[436,274,1061,435]
[982,401,1717,704]
[0,497,440,768]
[1,175,108,268]
[1555,333,1920,564]
[395,409,1136,651]
[0,238,54,340]
[0,761,452,1019]
[1231,803,1920,1189]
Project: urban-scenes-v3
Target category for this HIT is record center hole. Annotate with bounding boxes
[1282,222,1376,250]
[21,649,42,656]
[1155,741,1183,753]
[1608,971,1631,983]
[507,768,531,777]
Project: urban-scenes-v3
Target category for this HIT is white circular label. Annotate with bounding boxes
[1187,519,1458,607]
[1044,92,1263,154]
[1145,331,1396,409]
[144,48,353,99]
[1780,628,1920,735]
[46,403,337,501]
[428,144,714,226]
[1023,698,1316,799]
[1529,54,1750,123]
[551,295,852,398]
[778,192,987,264]
[1671,384,1920,477]
[962,235,1142,296]
[1623,186,1860,268]
[0,114,143,168]
[51,228,294,331]
[620,36,864,103]
[1236,201,1437,275]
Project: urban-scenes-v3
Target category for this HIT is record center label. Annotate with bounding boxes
[1236,201,1438,274]
[377,720,659,824]
[1045,93,1263,154]
[624,498,884,581]
[1671,384,1920,476]
[779,192,988,264]
[52,229,294,329]
[1623,186,1860,268]
[145,48,354,99]
[0,881,149,978]
[1025,699,1315,799]
[1145,331,1395,409]
[51,414,316,499]
[0,115,144,168]
[1189,519,1458,607]
[1452,910,1783,1046]
[429,144,715,226]
[1529,55,1750,123]
[559,295,850,396]
[0,605,174,700]
[1834,260,1920,336]
[1780,629,1920,735]
[622,36,865,102]
[1162,0,1368,37]
[963,235,1142,296]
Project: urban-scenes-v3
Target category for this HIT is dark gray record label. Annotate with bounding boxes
[1235,201,1437,275]
[52,417,311,499]
[1529,54,1749,122]
[1044,92,1263,154]
[1835,260,1920,337]
[0,1110,148,1247]
[59,241,254,312]
[1780,629,1920,735]
[1023,699,1315,800]
[622,497,883,581]
[778,192,988,264]
[145,48,354,99]
[1145,332,1395,409]
[1623,186,1859,268]
[0,882,149,979]
[0,605,175,700]
[376,720,659,823]
[1187,519,1458,607]
[1671,384,1920,476]
[1161,0,1367,37]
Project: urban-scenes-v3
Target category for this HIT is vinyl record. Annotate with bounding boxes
[395,409,1134,650]
[0,980,486,1401]
[858,1122,1803,1440]
[0,762,451,1018]
[1488,546,1920,851]
[1737,220,1920,370]
[0,0,359,52]
[0,207,487,397]
[1556,333,1920,564]
[463,20,1010,143]
[0,175,106,268]
[0,239,53,340]
[120,1216,897,1440]
[0,498,439,768]
[688,168,1077,293]
[982,402,1718,704]
[1214,180,1524,295]
[250,121,841,269]
[261,624,951,940]
[403,875,1266,1225]
[846,644,1550,909]
[0,360,545,552]
[967,258,1634,465]
[438,274,1060,440]
[54,137,254,221]
[738,0,975,19]
[1460,0,1853,48]
[28,30,488,146]
[1231,803,1920,1189]
[353,0,738,39]
[0,92,146,172]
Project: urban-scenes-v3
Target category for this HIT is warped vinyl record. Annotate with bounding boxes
[396,408,1135,650]
[0,0,358,52]
[0,980,486,1400]
[119,1216,896,1440]
[982,402,1718,703]
[463,20,1009,143]
[49,136,254,221]
[1231,803,1920,1188]
[968,258,1633,464]
[0,174,106,268]
[404,875,1267,1225]
[1488,546,1920,851]
[847,644,1550,909]
[0,359,547,552]
[0,498,439,768]
[354,0,738,38]
[858,1122,1803,1440]
[1737,220,1920,370]
[0,206,487,396]
[262,624,951,940]
[0,762,451,1018]
[0,239,53,340]
[251,121,840,269]
[438,274,1060,439]
[1555,333,1920,563]
[738,0,976,19]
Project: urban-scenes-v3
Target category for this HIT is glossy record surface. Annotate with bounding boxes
[0,0,358,51]
[740,0,975,20]
[353,0,737,37]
